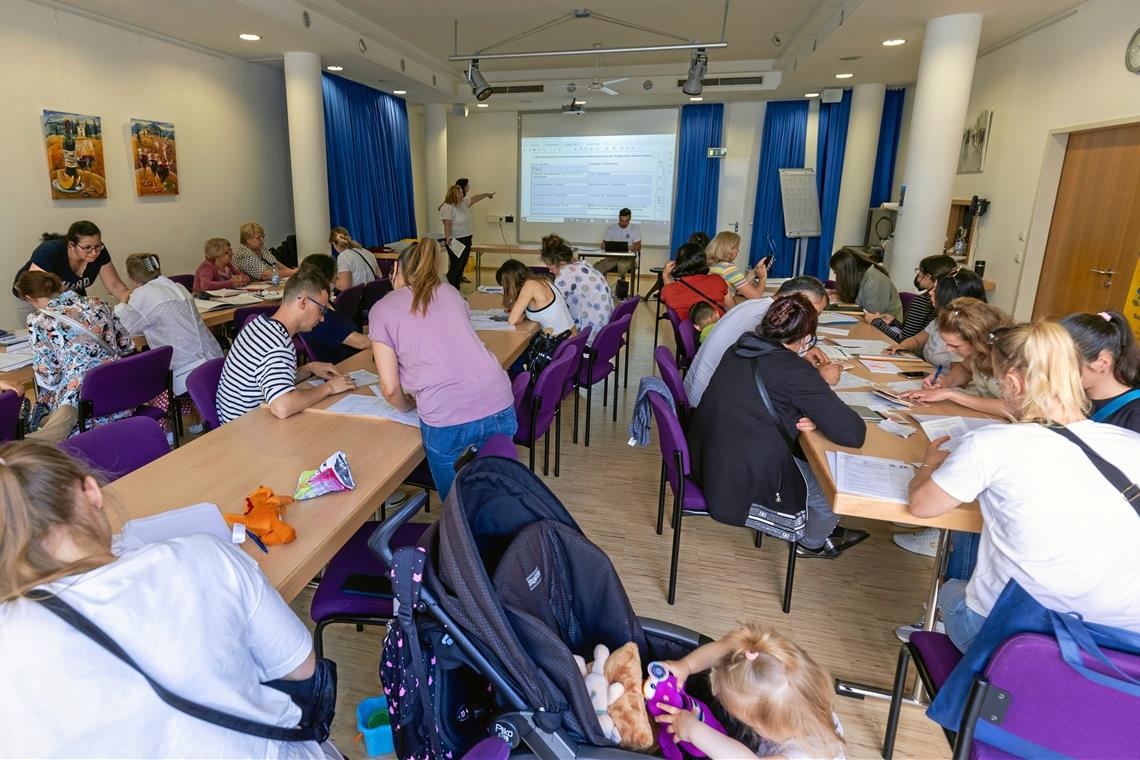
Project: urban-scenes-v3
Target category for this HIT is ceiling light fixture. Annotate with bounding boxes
[682,48,708,96]
[325,65,343,72]
[689,96,703,102]
[393,90,407,95]
[476,103,489,108]
[882,39,906,46]
[835,73,854,79]
[238,33,260,41]
[804,92,820,98]
[467,59,492,101]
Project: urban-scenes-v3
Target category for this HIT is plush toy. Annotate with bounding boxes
[224,485,296,545]
[602,643,655,751]
[644,661,727,760]
[574,644,625,744]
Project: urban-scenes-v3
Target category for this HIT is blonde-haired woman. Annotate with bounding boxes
[908,321,1140,650]
[194,238,250,293]
[0,442,331,758]
[329,226,379,290]
[439,178,495,288]
[706,231,768,303]
[231,222,296,281]
[902,297,1012,418]
[368,238,514,497]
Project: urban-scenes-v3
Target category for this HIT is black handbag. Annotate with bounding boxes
[26,589,337,744]
[522,328,572,379]
[746,361,808,542]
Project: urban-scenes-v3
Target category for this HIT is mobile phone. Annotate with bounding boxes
[761,255,774,270]
[850,405,885,421]
[899,370,928,378]
[341,573,394,599]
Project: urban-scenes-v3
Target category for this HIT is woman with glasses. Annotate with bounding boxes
[866,254,958,341]
[12,221,129,318]
[689,294,870,560]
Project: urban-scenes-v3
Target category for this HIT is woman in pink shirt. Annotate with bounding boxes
[368,238,516,497]
[194,238,251,293]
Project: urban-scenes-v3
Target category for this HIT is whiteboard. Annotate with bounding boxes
[778,168,821,238]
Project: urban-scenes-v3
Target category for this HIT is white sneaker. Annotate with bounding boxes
[384,489,410,508]
[187,422,204,434]
[895,619,945,643]
[892,527,939,557]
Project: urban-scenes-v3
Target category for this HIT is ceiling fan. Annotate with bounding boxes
[586,44,627,96]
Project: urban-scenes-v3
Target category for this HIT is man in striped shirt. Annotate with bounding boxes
[216,273,354,424]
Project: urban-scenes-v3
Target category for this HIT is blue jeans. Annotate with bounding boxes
[946,530,980,581]
[420,407,517,499]
[939,579,987,652]
[794,458,840,548]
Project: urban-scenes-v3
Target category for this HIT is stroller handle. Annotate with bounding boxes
[368,490,430,571]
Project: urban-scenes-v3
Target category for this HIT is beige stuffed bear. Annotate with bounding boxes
[574,644,625,744]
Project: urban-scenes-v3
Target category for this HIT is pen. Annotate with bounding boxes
[248,532,269,554]
[932,365,944,385]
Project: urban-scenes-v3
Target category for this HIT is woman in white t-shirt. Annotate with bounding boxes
[329,226,380,290]
[0,443,329,758]
[907,321,1140,651]
[439,178,494,289]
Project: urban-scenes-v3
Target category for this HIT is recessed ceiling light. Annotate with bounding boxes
[325,65,343,72]
[835,73,854,79]
[689,96,704,102]
[882,39,906,46]
[238,33,260,41]
[804,92,820,98]
[393,90,407,95]
[476,103,489,108]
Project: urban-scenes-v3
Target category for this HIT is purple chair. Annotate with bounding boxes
[168,274,195,291]
[653,346,690,424]
[333,282,365,322]
[78,345,176,445]
[677,319,699,369]
[550,326,591,445]
[309,517,430,658]
[60,416,170,481]
[0,390,25,442]
[234,304,278,333]
[360,278,393,323]
[577,314,632,447]
[610,295,640,388]
[882,631,964,758]
[186,357,225,432]
[899,291,918,318]
[663,305,692,371]
[512,350,577,476]
[477,433,519,460]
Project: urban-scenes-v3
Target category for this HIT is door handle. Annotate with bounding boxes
[1090,268,1115,276]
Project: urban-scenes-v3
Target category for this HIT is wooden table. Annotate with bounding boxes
[104,297,535,602]
[798,319,996,702]
[469,244,542,286]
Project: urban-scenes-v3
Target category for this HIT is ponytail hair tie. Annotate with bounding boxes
[744,651,759,661]
[1099,312,1111,321]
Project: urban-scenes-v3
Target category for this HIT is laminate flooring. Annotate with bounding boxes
[289,286,950,759]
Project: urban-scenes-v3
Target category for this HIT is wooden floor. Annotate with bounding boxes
[290,281,950,759]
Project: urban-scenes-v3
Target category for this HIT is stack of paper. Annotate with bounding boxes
[215,293,264,306]
[0,351,34,371]
[817,326,849,336]
[194,299,226,313]
[818,312,859,325]
[0,330,28,347]
[827,451,914,504]
[206,288,242,297]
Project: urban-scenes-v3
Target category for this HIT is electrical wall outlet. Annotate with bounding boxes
[504,215,514,223]
[485,214,500,223]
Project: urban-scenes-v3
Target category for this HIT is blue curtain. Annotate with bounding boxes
[870,88,906,208]
[805,89,852,280]
[748,100,808,273]
[670,103,724,257]
[322,73,416,246]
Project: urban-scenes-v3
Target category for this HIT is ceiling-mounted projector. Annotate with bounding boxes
[561,97,586,115]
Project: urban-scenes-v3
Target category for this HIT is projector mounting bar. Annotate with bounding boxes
[450,2,728,62]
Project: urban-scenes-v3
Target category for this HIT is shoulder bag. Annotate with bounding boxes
[26,589,337,744]
[349,247,381,280]
[746,360,808,542]
[674,277,726,316]
[1090,389,1140,423]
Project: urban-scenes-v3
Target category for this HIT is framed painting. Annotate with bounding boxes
[131,118,179,195]
[958,110,993,174]
[42,110,107,199]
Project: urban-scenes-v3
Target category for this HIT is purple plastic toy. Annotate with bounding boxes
[643,661,727,760]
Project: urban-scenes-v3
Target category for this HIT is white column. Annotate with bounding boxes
[423,104,449,238]
[283,51,330,257]
[888,14,982,290]
[833,83,886,250]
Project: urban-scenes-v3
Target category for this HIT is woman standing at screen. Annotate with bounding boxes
[439,178,495,289]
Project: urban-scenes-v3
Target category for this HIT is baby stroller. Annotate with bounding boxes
[370,455,715,759]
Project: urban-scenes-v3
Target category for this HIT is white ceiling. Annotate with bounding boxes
[42,0,1084,109]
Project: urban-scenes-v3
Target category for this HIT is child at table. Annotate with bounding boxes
[689,301,720,344]
[656,623,845,759]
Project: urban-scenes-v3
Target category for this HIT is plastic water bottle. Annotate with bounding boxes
[271,263,280,287]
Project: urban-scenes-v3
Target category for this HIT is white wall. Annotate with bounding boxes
[717,102,765,267]
[951,0,1140,317]
[406,103,428,237]
[0,0,294,325]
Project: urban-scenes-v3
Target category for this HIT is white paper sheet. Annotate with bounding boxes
[347,369,379,387]
[116,503,232,552]
[835,452,914,503]
[882,379,925,393]
[447,237,466,257]
[879,419,917,438]
[324,390,421,427]
[817,326,849,336]
[861,359,904,374]
[818,312,859,324]
[469,309,516,331]
[477,285,504,294]
[837,391,908,413]
[820,345,854,362]
[215,293,264,306]
[833,372,872,389]
[912,414,998,450]
[205,288,241,297]
[193,299,227,313]
[833,338,891,352]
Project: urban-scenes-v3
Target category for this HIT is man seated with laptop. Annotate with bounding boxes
[597,207,640,299]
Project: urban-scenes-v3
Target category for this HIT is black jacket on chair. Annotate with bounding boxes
[689,332,866,527]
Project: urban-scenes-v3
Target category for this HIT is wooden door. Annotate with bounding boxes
[1032,124,1140,319]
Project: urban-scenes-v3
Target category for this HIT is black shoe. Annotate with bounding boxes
[796,528,870,559]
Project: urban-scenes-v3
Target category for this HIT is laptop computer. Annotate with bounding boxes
[603,240,630,253]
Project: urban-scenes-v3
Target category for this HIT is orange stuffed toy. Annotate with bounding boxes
[224,486,297,545]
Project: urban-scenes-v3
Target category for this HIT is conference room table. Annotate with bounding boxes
[104,295,536,602]
[468,243,636,289]
[797,316,992,702]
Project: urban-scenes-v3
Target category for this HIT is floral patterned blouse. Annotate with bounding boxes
[27,291,134,431]
[554,260,614,345]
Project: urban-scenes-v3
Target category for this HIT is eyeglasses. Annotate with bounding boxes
[798,333,819,356]
[76,243,104,253]
[303,296,333,316]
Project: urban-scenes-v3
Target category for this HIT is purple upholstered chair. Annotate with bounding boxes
[899,291,918,318]
[550,326,591,444]
[653,346,690,424]
[60,416,170,481]
[360,278,394,324]
[610,294,640,388]
[663,305,693,371]
[882,630,964,757]
[186,357,225,432]
[0,390,25,442]
[333,282,365,322]
[576,314,631,447]
[78,345,176,444]
[512,350,576,476]
[233,304,278,333]
[168,274,195,291]
[677,319,699,369]
[477,433,519,460]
